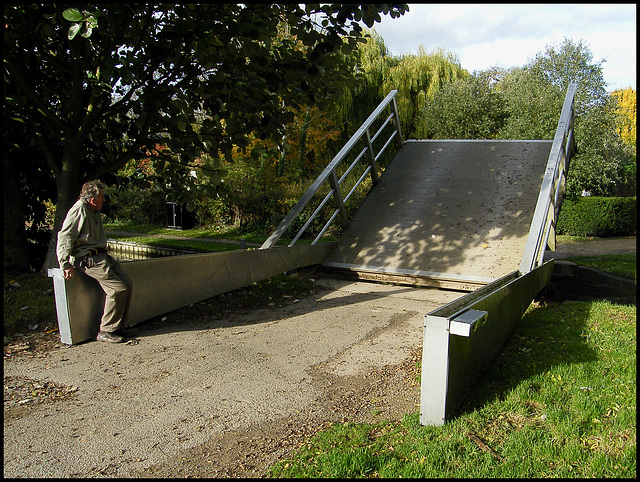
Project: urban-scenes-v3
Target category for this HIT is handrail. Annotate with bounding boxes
[519,82,578,273]
[260,90,404,249]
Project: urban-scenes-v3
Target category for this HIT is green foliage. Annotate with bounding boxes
[568,97,637,197]
[557,197,637,237]
[333,30,393,134]
[498,39,635,198]
[216,157,306,232]
[105,186,166,226]
[527,38,608,115]
[384,47,469,138]
[415,37,611,143]
[415,38,613,142]
[194,197,238,228]
[495,67,563,140]
[415,75,507,139]
[412,37,634,199]
[6,11,634,270]
[335,32,468,139]
[61,7,99,39]
[4,4,409,270]
[103,35,635,237]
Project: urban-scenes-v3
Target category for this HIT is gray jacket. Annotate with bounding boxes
[56,199,107,270]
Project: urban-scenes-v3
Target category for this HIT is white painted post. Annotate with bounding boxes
[420,315,451,426]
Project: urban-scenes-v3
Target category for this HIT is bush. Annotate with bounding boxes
[106,186,166,225]
[557,196,636,237]
[194,196,239,228]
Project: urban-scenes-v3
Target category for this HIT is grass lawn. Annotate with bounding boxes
[269,298,636,478]
[565,254,636,280]
[103,222,291,247]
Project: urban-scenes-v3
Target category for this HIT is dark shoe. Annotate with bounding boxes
[114,327,136,338]
[96,331,124,343]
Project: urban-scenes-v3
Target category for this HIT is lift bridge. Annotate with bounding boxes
[49,83,578,426]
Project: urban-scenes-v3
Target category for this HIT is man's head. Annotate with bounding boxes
[80,180,107,212]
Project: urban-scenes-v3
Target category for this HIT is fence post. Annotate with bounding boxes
[420,315,450,426]
[365,128,379,184]
[328,170,349,228]
[392,96,404,148]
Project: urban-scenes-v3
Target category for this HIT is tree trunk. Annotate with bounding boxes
[40,157,82,275]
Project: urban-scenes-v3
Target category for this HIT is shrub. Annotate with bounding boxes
[194,196,239,228]
[557,196,636,237]
[106,186,166,225]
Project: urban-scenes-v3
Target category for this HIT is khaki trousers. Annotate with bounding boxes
[78,253,133,333]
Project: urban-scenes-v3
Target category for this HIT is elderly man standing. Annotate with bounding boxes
[56,180,133,343]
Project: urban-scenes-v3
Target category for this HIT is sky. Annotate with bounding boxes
[369,3,636,92]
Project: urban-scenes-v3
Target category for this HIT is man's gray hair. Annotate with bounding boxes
[79,180,106,202]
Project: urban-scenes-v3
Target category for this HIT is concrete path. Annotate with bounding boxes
[545,236,637,259]
[3,278,460,478]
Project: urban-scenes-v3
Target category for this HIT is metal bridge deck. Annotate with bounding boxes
[324,139,553,285]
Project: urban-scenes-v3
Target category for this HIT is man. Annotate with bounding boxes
[56,180,133,343]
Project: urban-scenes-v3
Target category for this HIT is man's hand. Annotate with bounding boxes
[63,267,75,280]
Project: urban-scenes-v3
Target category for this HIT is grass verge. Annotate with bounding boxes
[269,299,636,478]
[107,235,241,253]
[3,273,58,339]
[565,254,636,280]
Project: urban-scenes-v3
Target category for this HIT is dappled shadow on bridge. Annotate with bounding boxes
[326,140,553,281]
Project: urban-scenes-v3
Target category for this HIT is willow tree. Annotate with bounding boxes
[382,46,468,138]
[4,3,408,272]
[331,32,468,142]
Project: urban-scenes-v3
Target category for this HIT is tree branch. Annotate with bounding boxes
[4,61,70,137]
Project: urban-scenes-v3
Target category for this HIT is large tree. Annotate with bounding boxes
[414,74,506,139]
[496,38,634,196]
[4,3,408,272]
[340,32,469,139]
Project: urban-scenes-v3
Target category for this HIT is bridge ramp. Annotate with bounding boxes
[325,140,553,283]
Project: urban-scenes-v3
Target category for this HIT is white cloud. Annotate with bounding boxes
[371,4,636,91]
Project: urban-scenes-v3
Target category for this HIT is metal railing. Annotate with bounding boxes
[519,82,578,273]
[260,90,404,249]
[106,239,199,260]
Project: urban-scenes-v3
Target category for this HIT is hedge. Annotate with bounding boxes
[557,196,636,237]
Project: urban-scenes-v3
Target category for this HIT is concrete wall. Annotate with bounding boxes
[420,260,554,426]
[49,243,335,345]
[546,260,636,304]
